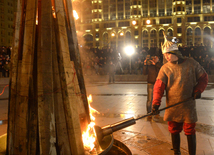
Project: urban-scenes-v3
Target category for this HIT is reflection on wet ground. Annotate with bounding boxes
[95,113,214,137]
[92,93,214,100]
[113,130,189,155]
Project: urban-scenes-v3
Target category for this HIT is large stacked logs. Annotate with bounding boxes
[7,0,90,154]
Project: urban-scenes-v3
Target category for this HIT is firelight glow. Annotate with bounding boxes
[73,10,79,20]
[82,94,99,151]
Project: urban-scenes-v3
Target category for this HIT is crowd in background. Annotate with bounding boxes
[0,46,11,77]
[80,45,214,76]
[1,45,214,77]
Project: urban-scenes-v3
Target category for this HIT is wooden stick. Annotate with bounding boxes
[52,19,72,154]
[64,0,90,123]
[13,0,37,154]
[37,0,57,154]
[54,0,85,154]
[7,0,24,154]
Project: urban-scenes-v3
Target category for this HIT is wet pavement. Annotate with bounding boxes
[0,78,214,154]
[86,82,214,155]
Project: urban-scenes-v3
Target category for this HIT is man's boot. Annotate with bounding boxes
[187,134,196,155]
[171,133,181,155]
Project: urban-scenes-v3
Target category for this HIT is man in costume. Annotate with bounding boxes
[152,33,208,155]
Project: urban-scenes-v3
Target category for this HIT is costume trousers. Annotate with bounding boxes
[146,83,154,114]
[168,121,196,135]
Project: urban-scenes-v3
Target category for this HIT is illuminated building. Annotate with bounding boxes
[0,0,16,47]
[74,0,214,49]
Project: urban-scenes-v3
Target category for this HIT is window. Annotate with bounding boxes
[160,18,172,24]
[125,2,130,10]
[104,14,108,20]
[118,12,123,20]
[203,0,210,4]
[203,5,210,13]
[134,30,138,35]
[104,22,116,28]
[125,12,130,19]
[177,18,182,23]
[187,28,193,36]
[194,6,201,14]
[204,16,214,21]
[204,27,211,35]
[187,17,200,22]
[142,0,148,8]
[177,28,182,33]
[150,9,156,17]
[133,10,137,15]
[110,4,116,12]
[150,30,156,37]
[117,4,123,11]
[159,29,165,37]
[103,6,108,12]
[195,28,201,36]
[167,8,172,16]
[186,6,192,14]
[168,29,173,36]
[149,0,157,8]
[194,0,200,5]
[177,6,181,11]
[142,30,148,37]
[96,33,99,38]
[118,21,130,27]
[186,0,192,5]
[143,10,148,17]
[159,9,164,16]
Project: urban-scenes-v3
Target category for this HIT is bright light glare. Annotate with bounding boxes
[132,20,137,25]
[73,10,79,20]
[124,46,135,56]
[146,19,151,24]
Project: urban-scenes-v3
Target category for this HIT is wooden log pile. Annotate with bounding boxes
[7,0,90,154]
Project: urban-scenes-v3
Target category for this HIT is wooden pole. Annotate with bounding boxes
[7,0,24,153]
[37,0,57,154]
[64,0,90,123]
[13,0,37,154]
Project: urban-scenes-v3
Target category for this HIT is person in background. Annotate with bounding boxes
[152,33,208,155]
[143,53,162,118]
[108,61,115,83]
[3,60,10,77]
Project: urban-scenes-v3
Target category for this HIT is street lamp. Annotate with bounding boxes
[124,46,135,74]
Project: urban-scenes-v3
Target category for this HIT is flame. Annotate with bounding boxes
[82,94,100,151]
[73,10,79,20]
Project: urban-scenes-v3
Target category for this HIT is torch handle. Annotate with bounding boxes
[101,117,136,137]
[135,97,194,121]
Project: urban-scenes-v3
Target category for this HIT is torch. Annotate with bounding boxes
[95,97,194,142]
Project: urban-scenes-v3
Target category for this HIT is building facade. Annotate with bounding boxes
[0,0,17,47]
[74,0,214,49]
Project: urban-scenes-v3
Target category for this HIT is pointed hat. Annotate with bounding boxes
[161,31,178,54]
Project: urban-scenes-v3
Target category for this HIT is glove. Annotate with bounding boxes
[152,104,160,115]
[193,91,201,99]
